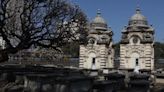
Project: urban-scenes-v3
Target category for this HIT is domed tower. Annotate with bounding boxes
[79,10,114,69]
[120,7,155,71]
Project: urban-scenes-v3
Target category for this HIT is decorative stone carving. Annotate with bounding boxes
[142,33,153,43]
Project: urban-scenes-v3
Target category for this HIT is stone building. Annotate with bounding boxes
[120,8,155,71]
[79,11,114,69]
[0,37,5,49]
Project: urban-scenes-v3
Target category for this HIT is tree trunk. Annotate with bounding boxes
[0,51,9,62]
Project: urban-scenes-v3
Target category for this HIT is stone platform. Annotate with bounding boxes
[0,64,163,92]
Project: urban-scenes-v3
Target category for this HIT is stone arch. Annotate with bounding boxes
[130,52,140,68]
[87,52,99,69]
[127,48,141,57]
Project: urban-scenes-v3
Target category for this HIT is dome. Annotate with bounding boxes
[90,10,107,30]
[92,13,107,24]
[130,9,146,21]
[129,7,148,26]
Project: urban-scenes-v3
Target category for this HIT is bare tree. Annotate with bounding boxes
[0,0,87,62]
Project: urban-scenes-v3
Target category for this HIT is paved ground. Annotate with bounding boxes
[152,84,164,92]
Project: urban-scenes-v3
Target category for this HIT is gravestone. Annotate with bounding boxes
[128,74,150,92]
[104,72,125,91]
[92,80,116,92]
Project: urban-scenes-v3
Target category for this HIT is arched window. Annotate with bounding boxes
[88,53,96,69]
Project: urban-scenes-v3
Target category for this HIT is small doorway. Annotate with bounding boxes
[135,58,139,66]
[91,58,96,69]
[130,52,140,68]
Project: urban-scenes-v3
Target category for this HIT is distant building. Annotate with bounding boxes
[120,7,155,71]
[0,37,5,49]
[79,10,114,69]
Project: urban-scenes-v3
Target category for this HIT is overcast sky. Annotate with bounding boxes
[71,0,164,42]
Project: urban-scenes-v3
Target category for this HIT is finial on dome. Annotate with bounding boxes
[97,9,101,16]
[136,6,141,14]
